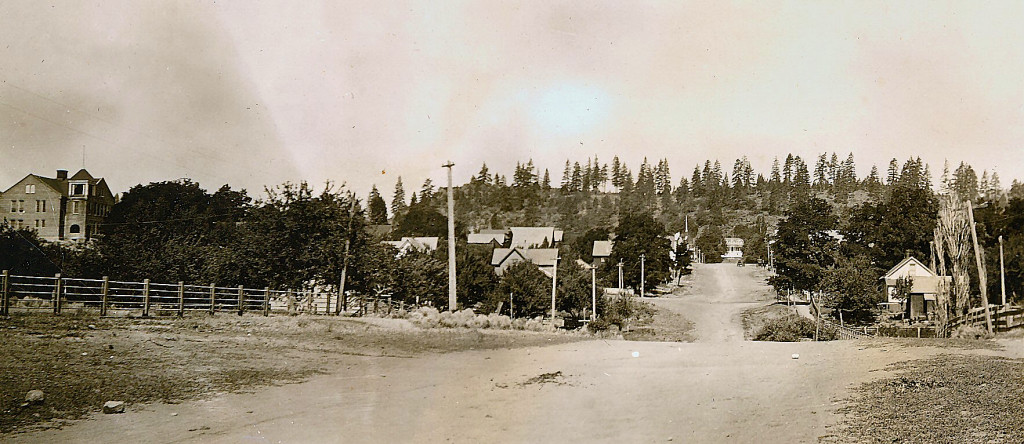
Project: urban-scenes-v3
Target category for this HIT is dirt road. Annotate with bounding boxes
[645,263,776,342]
[10,264,982,443]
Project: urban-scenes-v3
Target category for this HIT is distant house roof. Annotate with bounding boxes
[724,238,744,248]
[468,232,505,245]
[382,237,439,256]
[592,240,613,258]
[509,227,557,248]
[491,247,558,277]
[479,228,506,235]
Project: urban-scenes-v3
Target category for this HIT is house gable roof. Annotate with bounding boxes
[509,227,556,248]
[882,256,936,280]
[490,247,558,268]
[69,169,94,181]
[592,240,613,258]
[468,232,505,244]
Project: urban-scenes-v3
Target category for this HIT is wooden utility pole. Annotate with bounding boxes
[590,263,597,321]
[965,201,993,333]
[617,259,623,293]
[443,161,457,311]
[337,197,356,315]
[999,235,1006,306]
[640,254,646,298]
[550,256,560,320]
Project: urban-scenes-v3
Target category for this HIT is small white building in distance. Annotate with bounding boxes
[722,237,744,259]
[592,240,613,263]
[382,237,439,257]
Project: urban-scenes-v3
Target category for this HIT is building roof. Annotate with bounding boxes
[2,170,112,199]
[490,247,558,268]
[69,169,94,181]
[592,240,613,258]
[479,228,507,235]
[382,237,439,255]
[509,227,557,248]
[724,237,744,247]
[882,256,936,280]
[468,232,505,244]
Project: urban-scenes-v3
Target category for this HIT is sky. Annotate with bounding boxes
[3,1,1024,201]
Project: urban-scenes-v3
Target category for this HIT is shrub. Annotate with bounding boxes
[754,314,818,342]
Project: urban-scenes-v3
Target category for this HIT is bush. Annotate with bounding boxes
[601,296,655,330]
[405,306,551,331]
[754,314,818,342]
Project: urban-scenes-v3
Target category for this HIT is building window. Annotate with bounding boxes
[69,224,81,234]
[71,183,86,196]
[36,200,47,212]
[72,201,80,215]
[34,219,46,228]
[18,200,24,213]
[25,184,36,194]
[9,200,14,213]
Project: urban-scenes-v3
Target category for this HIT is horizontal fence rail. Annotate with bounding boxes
[949,304,1024,333]
[0,270,410,319]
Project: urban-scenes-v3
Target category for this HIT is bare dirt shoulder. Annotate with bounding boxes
[0,314,578,434]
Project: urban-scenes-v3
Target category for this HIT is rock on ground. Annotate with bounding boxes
[102,401,125,414]
[24,390,44,404]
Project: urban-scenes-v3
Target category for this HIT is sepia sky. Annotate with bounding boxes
[3,1,1024,201]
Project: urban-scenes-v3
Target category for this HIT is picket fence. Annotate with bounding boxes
[0,270,405,318]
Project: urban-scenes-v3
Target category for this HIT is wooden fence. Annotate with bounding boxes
[948,304,1024,333]
[0,270,405,318]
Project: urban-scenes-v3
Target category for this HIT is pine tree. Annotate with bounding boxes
[571,162,583,192]
[813,153,829,189]
[886,158,899,186]
[420,178,435,200]
[783,154,794,184]
[939,159,951,195]
[691,165,703,196]
[793,156,811,189]
[561,160,572,192]
[475,162,490,184]
[828,152,840,186]
[611,156,622,189]
[368,185,389,224]
[582,158,592,192]
[770,157,782,185]
[391,177,407,216]
[542,169,551,190]
[921,162,931,191]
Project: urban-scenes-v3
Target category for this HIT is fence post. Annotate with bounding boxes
[177,282,185,318]
[237,285,245,316]
[142,278,151,317]
[286,289,295,314]
[210,284,216,314]
[263,287,270,317]
[1,270,9,317]
[388,296,393,315]
[54,273,63,315]
[100,276,109,317]
[325,289,331,316]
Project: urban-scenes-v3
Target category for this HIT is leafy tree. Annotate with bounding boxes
[495,261,550,318]
[696,225,725,264]
[0,221,60,275]
[771,196,838,293]
[557,258,593,318]
[818,254,883,323]
[842,186,938,267]
[572,227,611,263]
[605,212,671,292]
[393,202,448,238]
[674,242,692,282]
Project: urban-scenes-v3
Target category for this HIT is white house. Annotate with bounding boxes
[722,237,744,259]
[881,256,951,320]
[490,247,558,277]
[382,237,439,257]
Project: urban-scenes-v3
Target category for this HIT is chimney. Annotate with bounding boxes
[56,170,68,180]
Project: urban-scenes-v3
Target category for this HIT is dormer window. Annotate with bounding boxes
[71,183,86,196]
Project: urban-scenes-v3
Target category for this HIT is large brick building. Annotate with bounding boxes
[1,169,115,242]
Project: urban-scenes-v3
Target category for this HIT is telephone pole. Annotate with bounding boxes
[640,253,646,298]
[443,161,457,311]
[551,256,560,320]
[617,259,623,294]
[590,263,597,321]
[999,235,1006,306]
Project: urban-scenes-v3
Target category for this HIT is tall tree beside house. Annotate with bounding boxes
[95,179,250,283]
[391,177,407,218]
[492,261,551,318]
[842,186,939,269]
[367,185,388,224]
[605,211,672,292]
[818,254,883,323]
[769,196,838,294]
